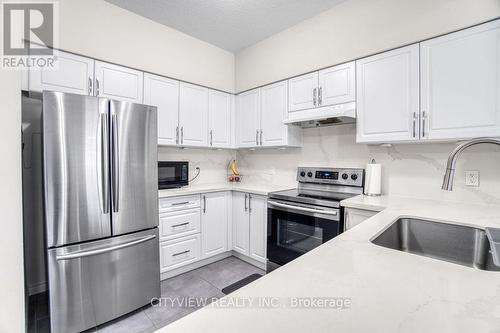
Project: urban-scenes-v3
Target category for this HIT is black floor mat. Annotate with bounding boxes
[221,273,263,295]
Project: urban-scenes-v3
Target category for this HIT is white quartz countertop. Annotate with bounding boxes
[158,183,293,198]
[158,196,500,333]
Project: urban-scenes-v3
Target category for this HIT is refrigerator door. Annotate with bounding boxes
[110,99,158,235]
[48,228,160,333]
[43,91,111,247]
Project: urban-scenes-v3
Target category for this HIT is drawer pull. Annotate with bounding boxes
[172,250,190,257]
[171,201,191,206]
[171,222,189,228]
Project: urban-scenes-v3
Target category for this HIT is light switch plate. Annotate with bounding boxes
[465,170,480,187]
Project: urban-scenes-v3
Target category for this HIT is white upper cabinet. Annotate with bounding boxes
[356,44,420,143]
[288,72,318,112]
[29,51,94,95]
[318,62,355,107]
[420,20,500,140]
[208,90,232,148]
[201,192,229,259]
[143,74,180,146]
[94,61,144,103]
[179,82,209,147]
[248,194,267,263]
[237,88,261,147]
[260,81,301,147]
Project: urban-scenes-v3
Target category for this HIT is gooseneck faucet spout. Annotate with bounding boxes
[442,138,500,191]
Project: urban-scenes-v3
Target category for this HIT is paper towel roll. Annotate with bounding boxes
[364,162,382,196]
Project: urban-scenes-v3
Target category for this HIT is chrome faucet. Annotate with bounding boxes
[442,137,500,191]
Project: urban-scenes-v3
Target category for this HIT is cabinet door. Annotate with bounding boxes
[29,51,94,95]
[356,44,420,143]
[201,192,229,258]
[179,82,209,147]
[318,61,355,107]
[344,208,377,230]
[94,61,143,103]
[420,20,500,140]
[208,90,232,148]
[143,74,179,146]
[237,89,261,148]
[261,81,288,146]
[288,72,318,112]
[249,194,267,263]
[232,192,249,255]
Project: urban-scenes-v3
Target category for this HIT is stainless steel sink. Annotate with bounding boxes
[371,218,500,271]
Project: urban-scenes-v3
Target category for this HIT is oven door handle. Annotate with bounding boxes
[268,200,338,216]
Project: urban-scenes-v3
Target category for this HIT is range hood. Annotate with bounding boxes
[284,101,356,128]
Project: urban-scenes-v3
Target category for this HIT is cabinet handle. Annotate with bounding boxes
[95,78,100,96]
[244,194,248,212]
[313,88,317,106]
[171,201,190,206]
[172,222,189,228]
[172,250,190,257]
[248,194,252,213]
[210,130,213,146]
[88,77,93,96]
[256,129,259,146]
[422,111,427,138]
[260,130,263,146]
[412,112,417,138]
[176,126,179,145]
[181,127,184,144]
[203,195,206,213]
[318,87,322,106]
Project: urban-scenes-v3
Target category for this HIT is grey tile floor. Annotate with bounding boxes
[29,256,265,333]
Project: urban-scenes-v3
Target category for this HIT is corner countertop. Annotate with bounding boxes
[158,183,294,198]
[340,194,412,212]
[158,196,500,333]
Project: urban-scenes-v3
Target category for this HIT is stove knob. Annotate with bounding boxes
[300,171,306,177]
[307,172,313,177]
[341,173,349,180]
[351,174,358,181]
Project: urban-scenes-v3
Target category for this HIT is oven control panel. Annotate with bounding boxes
[297,167,364,187]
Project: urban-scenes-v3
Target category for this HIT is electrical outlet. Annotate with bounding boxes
[465,170,480,187]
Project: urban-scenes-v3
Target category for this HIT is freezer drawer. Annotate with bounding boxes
[48,229,160,333]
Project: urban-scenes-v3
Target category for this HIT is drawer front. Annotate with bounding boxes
[159,234,201,272]
[159,208,200,241]
[159,195,200,213]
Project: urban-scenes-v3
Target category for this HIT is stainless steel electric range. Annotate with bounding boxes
[266,167,364,272]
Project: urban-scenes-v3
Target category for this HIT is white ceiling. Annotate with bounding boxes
[105,0,346,52]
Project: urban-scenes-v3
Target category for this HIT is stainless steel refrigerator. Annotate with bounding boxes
[42,91,160,333]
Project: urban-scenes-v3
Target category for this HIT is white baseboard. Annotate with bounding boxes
[28,281,47,295]
[231,251,266,271]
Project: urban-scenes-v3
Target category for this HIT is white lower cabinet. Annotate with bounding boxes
[159,208,200,241]
[232,192,267,263]
[344,208,378,230]
[248,194,267,263]
[232,192,250,255]
[160,234,201,273]
[201,192,229,258]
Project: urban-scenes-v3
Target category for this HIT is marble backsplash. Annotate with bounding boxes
[159,125,500,205]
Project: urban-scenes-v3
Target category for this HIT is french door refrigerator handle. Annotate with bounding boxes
[55,234,156,261]
[100,113,110,214]
[111,112,120,213]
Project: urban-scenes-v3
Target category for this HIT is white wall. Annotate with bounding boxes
[0,72,25,332]
[59,0,235,92]
[236,126,500,205]
[235,0,500,92]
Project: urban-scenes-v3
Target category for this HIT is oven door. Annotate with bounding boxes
[158,162,188,189]
[267,199,342,268]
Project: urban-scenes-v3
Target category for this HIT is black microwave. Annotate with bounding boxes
[158,161,189,189]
